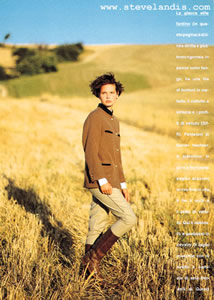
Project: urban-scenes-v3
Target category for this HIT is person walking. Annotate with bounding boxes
[82,73,137,282]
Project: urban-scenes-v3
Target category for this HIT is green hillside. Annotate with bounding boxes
[4,45,153,98]
[2,44,214,98]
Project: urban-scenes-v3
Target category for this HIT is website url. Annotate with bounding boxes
[100,4,211,11]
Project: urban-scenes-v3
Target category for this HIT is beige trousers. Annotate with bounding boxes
[86,188,137,245]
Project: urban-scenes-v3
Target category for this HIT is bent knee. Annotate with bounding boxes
[124,213,137,228]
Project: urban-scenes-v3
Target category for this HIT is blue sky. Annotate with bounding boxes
[0,0,213,45]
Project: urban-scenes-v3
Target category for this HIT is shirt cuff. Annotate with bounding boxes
[98,178,108,186]
[120,182,127,189]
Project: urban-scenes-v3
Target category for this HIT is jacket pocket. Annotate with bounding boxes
[101,163,112,178]
[104,130,113,134]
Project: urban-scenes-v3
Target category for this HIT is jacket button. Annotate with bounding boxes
[111,118,113,120]
[116,149,119,151]
[115,165,118,167]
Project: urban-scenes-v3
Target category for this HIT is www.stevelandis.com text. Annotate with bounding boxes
[99,3,211,11]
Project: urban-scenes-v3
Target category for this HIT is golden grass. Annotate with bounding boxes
[0,97,213,299]
[0,47,16,68]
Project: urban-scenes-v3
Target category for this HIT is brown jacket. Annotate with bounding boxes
[82,103,126,189]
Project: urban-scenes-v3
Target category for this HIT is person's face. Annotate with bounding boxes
[99,84,118,110]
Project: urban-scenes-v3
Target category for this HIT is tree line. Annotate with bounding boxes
[0,43,84,80]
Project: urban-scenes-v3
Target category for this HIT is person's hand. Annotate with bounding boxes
[121,188,129,202]
[100,182,113,195]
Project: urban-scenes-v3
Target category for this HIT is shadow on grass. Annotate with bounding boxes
[5,177,74,267]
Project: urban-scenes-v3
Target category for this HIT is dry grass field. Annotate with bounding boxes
[0,45,213,299]
[0,96,213,299]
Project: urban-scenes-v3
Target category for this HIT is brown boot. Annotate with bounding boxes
[85,244,92,254]
[84,232,103,254]
[82,228,119,280]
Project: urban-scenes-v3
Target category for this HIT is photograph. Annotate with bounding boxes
[0,0,213,299]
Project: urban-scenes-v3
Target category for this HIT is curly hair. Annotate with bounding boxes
[89,72,124,98]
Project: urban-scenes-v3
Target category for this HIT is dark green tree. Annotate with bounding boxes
[0,65,9,80]
[13,47,58,75]
[52,43,84,62]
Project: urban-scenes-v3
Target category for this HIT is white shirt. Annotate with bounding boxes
[98,178,127,189]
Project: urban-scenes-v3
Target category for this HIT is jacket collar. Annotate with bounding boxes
[98,103,113,116]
